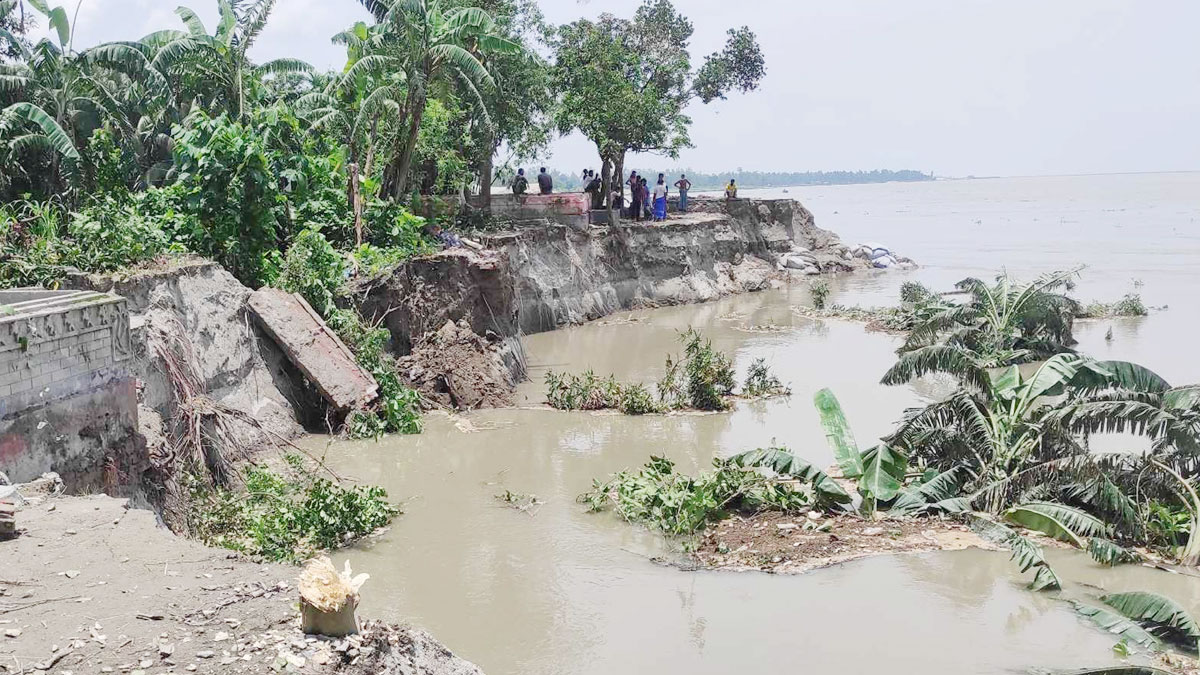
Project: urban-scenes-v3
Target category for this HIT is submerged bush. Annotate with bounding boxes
[742,358,790,398]
[618,383,664,415]
[1081,293,1149,318]
[545,370,622,410]
[580,455,810,539]
[186,455,399,563]
[809,278,831,309]
[679,328,736,410]
[548,328,785,414]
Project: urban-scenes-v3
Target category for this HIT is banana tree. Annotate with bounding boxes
[881,268,1084,386]
[144,0,312,121]
[887,354,1169,513]
[348,0,522,198]
[813,388,939,515]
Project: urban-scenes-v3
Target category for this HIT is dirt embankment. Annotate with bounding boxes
[691,510,990,574]
[475,198,886,334]
[0,495,483,675]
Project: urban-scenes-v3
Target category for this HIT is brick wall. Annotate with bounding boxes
[0,291,139,487]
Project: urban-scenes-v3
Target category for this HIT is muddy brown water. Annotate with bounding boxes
[316,174,1200,674]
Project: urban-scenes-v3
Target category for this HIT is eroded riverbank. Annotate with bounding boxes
[313,263,1200,674]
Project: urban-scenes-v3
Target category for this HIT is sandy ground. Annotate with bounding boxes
[691,510,993,574]
[0,496,481,675]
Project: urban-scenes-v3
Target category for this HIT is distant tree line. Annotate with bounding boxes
[529,168,934,192]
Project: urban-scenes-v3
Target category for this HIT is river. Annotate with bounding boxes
[316,172,1200,674]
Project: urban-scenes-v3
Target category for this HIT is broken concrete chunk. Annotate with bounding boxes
[247,288,378,411]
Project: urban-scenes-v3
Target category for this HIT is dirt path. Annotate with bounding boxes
[691,511,992,574]
[0,496,481,675]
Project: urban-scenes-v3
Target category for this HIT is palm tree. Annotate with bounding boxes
[886,353,1169,513]
[881,269,1082,386]
[144,0,311,121]
[347,0,521,198]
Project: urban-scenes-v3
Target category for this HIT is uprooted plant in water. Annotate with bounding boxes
[186,454,399,564]
[546,328,786,414]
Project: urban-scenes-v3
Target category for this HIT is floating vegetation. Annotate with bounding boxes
[1080,293,1150,318]
[546,328,786,415]
[496,490,545,516]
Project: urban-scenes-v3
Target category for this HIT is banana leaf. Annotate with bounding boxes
[812,388,864,478]
[1004,501,1106,548]
[728,446,852,507]
[858,444,907,505]
[1101,592,1200,653]
[1073,602,1163,650]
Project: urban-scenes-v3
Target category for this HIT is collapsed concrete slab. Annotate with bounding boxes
[248,288,378,412]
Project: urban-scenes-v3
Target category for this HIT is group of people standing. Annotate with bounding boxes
[512,166,741,222]
[610,171,693,222]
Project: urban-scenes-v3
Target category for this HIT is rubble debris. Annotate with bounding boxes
[0,501,14,539]
[298,557,368,637]
[396,320,518,410]
[248,288,378,411]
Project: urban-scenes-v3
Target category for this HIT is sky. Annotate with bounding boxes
[35,0,1200,177]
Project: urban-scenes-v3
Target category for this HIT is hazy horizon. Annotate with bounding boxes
[35,0,1200,178]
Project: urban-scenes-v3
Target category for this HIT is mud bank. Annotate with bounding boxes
[484,198,860,334]
[0,494,482,674]
[690,511,990,575]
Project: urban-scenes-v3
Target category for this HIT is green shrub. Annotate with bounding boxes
[276,229,423,438]
[1082,293,1149,318]
[186,455,399,563]
[809,278,831,309]
[580,455,810,539]
[679,328,735,411]
[170,111,286,288]
[742,358,790,398]
[618,383,663,415]
[899,280,936,304]
[545,370,622,410]
[277,228,346,315]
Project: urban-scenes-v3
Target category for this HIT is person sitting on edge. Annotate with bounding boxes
[725,178,738,199]
[675,174,692,212]
[428,223,483,252]
[538,167,553,194]
[512,168,528,195]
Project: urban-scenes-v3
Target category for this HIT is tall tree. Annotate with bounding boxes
[550,0,765,218]
[347,0,522,199]
[457,0,553,204]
